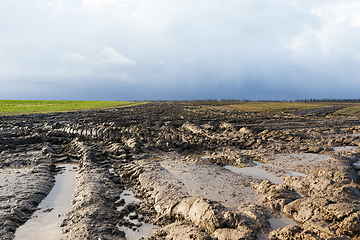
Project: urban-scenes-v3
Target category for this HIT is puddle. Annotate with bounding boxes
[286,171,308,177]
[148,157,162,161]
[269,213,297,229]
[354,161,360,170]
[224,163,284,184]
[118,219,158,240]
[116,188,159,239]
[224,160,309,185]
[276,152,329,163]
[160,158,262,208]
[257,214,297,240]
[334,146,358,151]
[185,153,215,159]
[110,167,158,239]
[109,168,115,175]
[26,150,42,155]
[14,163,78,240]
[262,152,328,176]
[116,189,142,211]
[185,153,208,158]
[254,161,308,177]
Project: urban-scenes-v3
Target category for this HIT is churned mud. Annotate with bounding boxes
[1,102,360,239]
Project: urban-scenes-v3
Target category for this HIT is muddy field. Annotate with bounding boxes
[1,102,360,240]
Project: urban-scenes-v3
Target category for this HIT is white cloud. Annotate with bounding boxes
[312,2,360,27]
[98,46,136,66]
[45,0,76,11]
[82,0,119,9]
[59,52,89,63]
[309,2,360,54]
[59,47,136,67]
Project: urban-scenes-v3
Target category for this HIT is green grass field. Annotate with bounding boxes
[0,100,145,115]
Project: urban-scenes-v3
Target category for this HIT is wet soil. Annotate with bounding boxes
[1,102,360,239]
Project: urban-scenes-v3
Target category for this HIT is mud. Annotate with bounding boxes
[1,102,360,239]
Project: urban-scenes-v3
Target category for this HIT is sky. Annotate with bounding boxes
[1,0,360,101]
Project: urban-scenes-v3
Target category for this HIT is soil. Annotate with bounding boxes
[1,102,360,240]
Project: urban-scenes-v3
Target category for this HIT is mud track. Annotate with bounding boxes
[1,102,360,240]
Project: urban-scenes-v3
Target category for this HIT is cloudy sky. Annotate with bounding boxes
[1,0,360,101]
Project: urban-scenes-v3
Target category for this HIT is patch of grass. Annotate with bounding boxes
[0,100,145,115]
[221,102,350,113]
[331,106,360,116]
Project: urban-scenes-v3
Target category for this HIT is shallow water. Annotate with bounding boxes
[14,164,78,240]
[110,167,159,239]
[224,164,284,184]
[224,160,300,240]
[334,146,358,151]
[116,189,142,211]
[118,219,158,240]
[257,214,297,240]
[286,170,308,177]
[160,158,261,208]
[254,161,309,178]
[269,213,297,229]
[116,188,159,239]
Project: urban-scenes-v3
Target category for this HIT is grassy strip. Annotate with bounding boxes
[222,102,336,113]
[0,100,145,115]
[215,102,360,115]
[331,106,360,116]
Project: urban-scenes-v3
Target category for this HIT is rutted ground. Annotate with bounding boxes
[1,102,360,239]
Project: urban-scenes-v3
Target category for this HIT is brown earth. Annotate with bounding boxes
[1,102,360,240]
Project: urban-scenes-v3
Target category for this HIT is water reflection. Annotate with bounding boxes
[224,164,284,184]
[14,164,78,240]
[116,188,159,239]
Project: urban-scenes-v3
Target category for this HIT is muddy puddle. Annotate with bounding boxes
[258,152,330,176]
[160,157,261,208]
[118,218,157,240]
[116,189,142,211]
[116,188,159,240]
[258,214,297,240]
[269,213,297,229]
[14,163,78,240]
[334,146,358,151]
[109,167,159,239]
[185,153,215,159]
[224,159,308,185]
[223,159,301,238]
[224,164,284,184]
